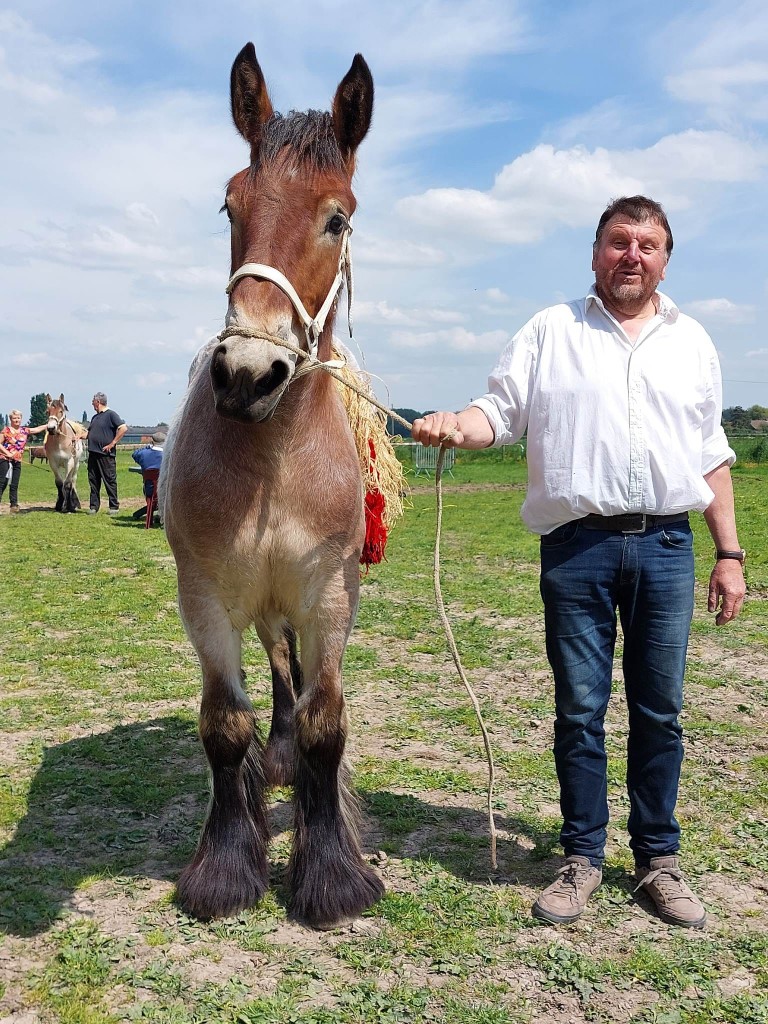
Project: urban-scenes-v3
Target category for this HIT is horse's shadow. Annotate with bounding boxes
[8,505,62,515]
[0,716,562,937]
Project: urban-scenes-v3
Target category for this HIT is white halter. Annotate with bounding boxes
[224,228,353,361]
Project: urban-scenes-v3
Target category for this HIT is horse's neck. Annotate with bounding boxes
[280,371,342,438]
[56,419,76,442]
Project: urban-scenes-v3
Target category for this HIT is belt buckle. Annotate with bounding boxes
[622,513,646,534]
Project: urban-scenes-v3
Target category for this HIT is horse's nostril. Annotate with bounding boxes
[253,361,289,399]
[210,344,229,389]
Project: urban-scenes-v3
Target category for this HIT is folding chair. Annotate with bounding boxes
[142,468,161,529]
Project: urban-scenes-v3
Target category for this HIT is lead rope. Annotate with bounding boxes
[215,324,498,870]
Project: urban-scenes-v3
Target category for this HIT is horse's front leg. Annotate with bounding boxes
[288,586,384,929]
[176,582,269,919]
[54,480,64,512]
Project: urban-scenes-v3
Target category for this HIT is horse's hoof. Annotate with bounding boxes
[289,859,384,930]
[176,852,269,920]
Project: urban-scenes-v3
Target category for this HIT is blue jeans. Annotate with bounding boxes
[539,519,695,868]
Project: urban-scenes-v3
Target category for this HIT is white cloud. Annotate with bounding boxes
[485,288,510,303]
[660,1,768,123]
[73,303,177,323]
[144,267,224,291]
[126,203,160,228]
[373,1,528,68]
[666,62,768,120]
[355,300,464,327]
[746,348,768,358]
[391,326,508,352]
[683,298,756,325]
[398,131,766,245]
[354,236,448,268]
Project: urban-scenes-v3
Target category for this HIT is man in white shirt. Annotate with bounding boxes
[412,196,746,930]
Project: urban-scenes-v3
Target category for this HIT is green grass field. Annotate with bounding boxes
[1,451,767,1023]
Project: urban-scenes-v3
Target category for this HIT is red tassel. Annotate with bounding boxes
[361,439,389,567]
[362,489,387,566]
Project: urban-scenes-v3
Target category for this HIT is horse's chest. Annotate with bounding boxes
[229,514,330,581]
[47,445,71,473]
[213,514,346,626]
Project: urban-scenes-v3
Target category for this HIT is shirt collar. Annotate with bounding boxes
[586,286,679,323]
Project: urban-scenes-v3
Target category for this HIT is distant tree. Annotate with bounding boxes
[30,393,48,428]
[722,406,753,432]
[747,404,768,422]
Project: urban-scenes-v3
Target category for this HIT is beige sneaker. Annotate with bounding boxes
[635,856,706,929]
[532,855,602,924]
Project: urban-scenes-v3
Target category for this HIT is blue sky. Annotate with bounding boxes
[2,0,767,426]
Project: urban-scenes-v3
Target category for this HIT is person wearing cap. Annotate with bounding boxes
[131,431,166,521]
[412,196,745,930]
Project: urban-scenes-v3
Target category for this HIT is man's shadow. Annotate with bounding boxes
[0,717,562,937]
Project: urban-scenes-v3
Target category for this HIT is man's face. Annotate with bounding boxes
[92,398,100,412]
[592,215,668,312]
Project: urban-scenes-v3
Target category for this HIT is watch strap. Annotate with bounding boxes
[716,549,746,564]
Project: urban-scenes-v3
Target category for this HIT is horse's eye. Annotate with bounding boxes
[220,203,233,223]
[326,214,346,236]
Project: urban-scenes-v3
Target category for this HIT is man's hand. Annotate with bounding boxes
[411,407,495,450]
[707,561,746,625]
[412,412,463,448]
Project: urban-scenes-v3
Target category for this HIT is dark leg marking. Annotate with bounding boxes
[177,696,270,919]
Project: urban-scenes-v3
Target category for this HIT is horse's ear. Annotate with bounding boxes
[59,394,65,404]
[230,43,274,155]
[46,394,51,403]
[332,54,374,169]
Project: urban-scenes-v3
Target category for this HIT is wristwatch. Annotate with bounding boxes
[716,549,746,565]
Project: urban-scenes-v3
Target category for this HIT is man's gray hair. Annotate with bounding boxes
[93,392,107,405]
[594,196,673,260]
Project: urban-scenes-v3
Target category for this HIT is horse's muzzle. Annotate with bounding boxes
[210,340,292,422]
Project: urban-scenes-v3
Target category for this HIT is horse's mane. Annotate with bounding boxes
[252,111,346,174]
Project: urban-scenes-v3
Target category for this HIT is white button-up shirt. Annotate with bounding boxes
[470,288,735,535]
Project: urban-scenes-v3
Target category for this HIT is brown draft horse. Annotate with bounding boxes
[161,45,382,928]
[45,394,83,512]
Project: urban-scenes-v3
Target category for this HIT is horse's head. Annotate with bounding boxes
[46,394,67,434]
[211,45,373,422]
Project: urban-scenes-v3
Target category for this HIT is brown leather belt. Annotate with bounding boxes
[581,512,689,534]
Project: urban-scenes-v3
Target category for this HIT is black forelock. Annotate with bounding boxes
[250,110,346,174]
